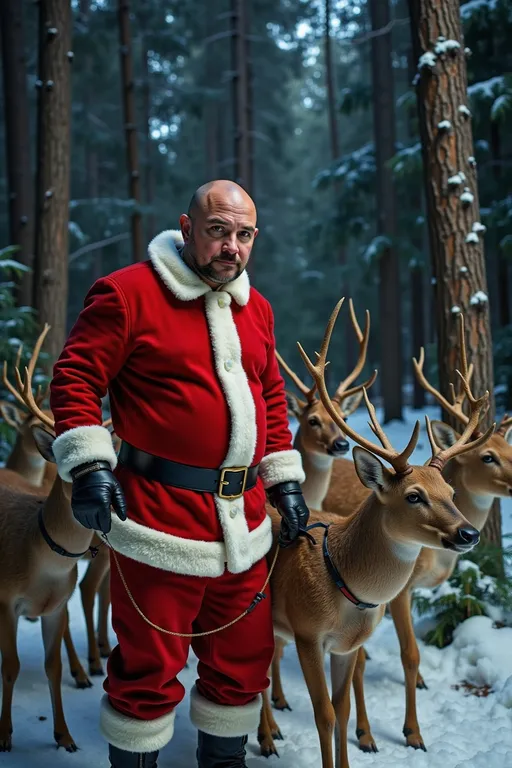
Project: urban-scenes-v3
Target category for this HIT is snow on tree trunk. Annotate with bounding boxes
[409,0,502,553]
[0,0,35,306]
[33,0,72,367]
[118,0,143,262]
[369,0,403,423]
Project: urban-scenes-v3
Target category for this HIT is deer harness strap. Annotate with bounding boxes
[38,502,99,559]
[305,522,379,611]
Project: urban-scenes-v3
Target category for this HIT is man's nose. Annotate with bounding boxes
[222,234,239,254]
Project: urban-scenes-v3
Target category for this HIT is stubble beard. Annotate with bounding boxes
[182,238,244,285]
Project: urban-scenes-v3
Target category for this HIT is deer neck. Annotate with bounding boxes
[443,460,493,531]
[294,431,334,509]
[41,478,94,563]
[327,496,421,606]
[6,437,46,486]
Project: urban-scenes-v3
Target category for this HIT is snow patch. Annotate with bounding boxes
[419,51,437,69]
[470,290,488,306]
[438,119,452,131]
[466,232,479,243]
[460,187,475,204]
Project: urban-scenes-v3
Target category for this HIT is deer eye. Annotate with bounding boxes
[406,493,422,504]
[308,417,320,427]
[481,454,495,464]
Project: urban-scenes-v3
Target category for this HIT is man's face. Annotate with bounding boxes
[179,191,258,286]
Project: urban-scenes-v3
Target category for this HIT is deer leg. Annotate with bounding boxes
[258,685,282,758]
[271,636,291,711]
[97,565,112,658]
[0,605,20,752]
[351,646,378,753]
[41,606,77,752]
[62,605,92,689]
[79,547,110,675]
[389,590,426,751]
[296,637,336,768]
[331,650,358,768]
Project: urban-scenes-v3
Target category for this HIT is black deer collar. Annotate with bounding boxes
[38,502,98,559]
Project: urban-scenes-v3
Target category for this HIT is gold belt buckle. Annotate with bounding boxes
[218,466,248,500]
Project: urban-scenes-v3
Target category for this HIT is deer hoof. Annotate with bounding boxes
[88,658,104,676]
[0,725,13,752]
[272,696,292,712]
[98,641,112,658]
[259,737,279,758]
[356,729,378,753]
[416,674,428,690]
[55,731,78,752]
[404,727,427,751]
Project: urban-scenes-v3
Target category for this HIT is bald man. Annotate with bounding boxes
[49,180,309,767]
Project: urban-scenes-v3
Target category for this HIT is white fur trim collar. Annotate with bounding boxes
[99,695,175,752]
[189,686,262,737]
[103,512,272,577]
[148,229,250,306]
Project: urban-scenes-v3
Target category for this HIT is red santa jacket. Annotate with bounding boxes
[50,230,304,578]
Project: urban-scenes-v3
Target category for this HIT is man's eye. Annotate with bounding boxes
[210,226,223,234]
[239,231,251,239]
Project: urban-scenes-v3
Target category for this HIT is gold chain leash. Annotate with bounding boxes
[101,535,280,638]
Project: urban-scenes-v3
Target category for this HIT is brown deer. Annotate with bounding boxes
[269,301,376,712]
[257,299,493,768]
[1,329,116,679]
[347,313,512,753]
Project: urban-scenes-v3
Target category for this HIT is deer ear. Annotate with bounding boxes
[431,420,461,450]
[0,401,25,430]
[339,390,363,416]
[285,391,306,419]
[353,447,391,493]
[31,425,56,463]
[503,426,512,446]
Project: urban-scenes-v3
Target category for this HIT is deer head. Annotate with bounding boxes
[413,314,512,499]
[298,299,495,554]
[3,324,115,495]
[278,299,377,459]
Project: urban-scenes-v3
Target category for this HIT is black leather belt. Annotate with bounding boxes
[118,441,259,500]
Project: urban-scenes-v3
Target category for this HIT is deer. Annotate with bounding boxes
[345,312,512,754]
[257,298,494,768]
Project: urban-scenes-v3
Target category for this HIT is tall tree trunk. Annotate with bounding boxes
[118,0,143,262]
[204,0,220,179]
[0,0,34,305]
[142,42,155,243]
[407,46,426,410]
[325,0,354,378]
[490,122,509,328]
[231,0,252,194]
[369,0,403,422]
[409,0,502,554]
[33,0,72,367]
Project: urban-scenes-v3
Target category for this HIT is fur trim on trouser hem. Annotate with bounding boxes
[189,686,262,737]
[99,695,175,752]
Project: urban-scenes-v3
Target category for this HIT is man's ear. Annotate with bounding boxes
[253,227,259,240]
[353,447,392,493]
[179,213,192,243]
[285,391,306,419]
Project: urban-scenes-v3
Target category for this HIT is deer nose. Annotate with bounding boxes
[454,526,480,547]
[330,438,350,455]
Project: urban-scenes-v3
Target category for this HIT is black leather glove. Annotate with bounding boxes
[70,460,127,534]
[267,481,310,548]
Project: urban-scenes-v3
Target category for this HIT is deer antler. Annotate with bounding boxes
[425,370,494,471]
[3,325,53,419]
[332,299,378,404]
[497,413,512,436]
[275,350,317,404]
[297,299,419,475]
[12,324,55,431]
[412,314,477,429]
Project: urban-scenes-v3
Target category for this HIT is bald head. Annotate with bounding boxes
[187,179,256,221]
[179,179,258,287]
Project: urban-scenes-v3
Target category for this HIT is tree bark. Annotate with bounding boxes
[231,0,252,194]
[0,0,35,305]
[409,0,501,551]
[142,42,155,244]
[118,0,143,262]
[33,0,72,367]
[490,122,509,328]
[369,0,403,422]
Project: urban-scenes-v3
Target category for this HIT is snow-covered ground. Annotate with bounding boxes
[5,406,512,767]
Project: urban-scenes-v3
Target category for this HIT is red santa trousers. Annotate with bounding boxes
[99,551,275,753]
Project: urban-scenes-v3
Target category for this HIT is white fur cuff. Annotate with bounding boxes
[189,686,262,737]
[53,425,118,482]
[99,695,175,752]
[258,449,305,489]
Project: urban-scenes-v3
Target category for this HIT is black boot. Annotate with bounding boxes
[109,743,159,767]
[196,731,248,767]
